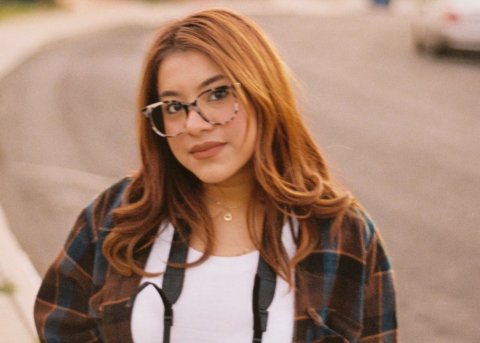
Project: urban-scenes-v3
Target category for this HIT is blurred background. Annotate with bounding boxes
[0,0,479,342]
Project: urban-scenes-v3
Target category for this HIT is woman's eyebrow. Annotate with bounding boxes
[198,74,226,89]
[158,90,179,98]
[158,74,226,98]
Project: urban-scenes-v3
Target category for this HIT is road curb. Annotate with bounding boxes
[0,205,40,339]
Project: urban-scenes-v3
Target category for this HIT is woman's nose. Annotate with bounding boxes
[184,106,213,135]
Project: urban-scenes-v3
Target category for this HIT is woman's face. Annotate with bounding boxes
[157,50,257,186]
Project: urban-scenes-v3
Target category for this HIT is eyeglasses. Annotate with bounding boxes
[142,83,241,138]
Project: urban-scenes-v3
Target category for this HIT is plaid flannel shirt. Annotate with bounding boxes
[34,178,398,342]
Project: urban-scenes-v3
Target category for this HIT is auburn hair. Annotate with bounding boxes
[103,8,357,285]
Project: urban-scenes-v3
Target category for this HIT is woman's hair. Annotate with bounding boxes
[103,8,357,285]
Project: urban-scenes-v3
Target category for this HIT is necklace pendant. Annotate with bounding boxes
[223,212,233,221]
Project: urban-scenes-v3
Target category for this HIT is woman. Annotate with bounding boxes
[34,8,398,343]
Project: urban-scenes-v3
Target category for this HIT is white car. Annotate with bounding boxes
[411,0,480,54]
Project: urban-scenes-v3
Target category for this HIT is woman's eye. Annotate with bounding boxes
[209,87,229,101]
[165,102,183,114]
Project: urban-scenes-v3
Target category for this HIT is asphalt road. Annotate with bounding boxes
[0,10,479,342]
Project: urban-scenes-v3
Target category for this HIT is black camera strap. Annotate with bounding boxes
[252,253,277,343]
[160,225,189,343]
[130,221,277,343]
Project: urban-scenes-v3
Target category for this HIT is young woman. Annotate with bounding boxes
[34,9,398,343]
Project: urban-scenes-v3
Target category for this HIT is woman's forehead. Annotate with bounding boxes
[157,51,227,93]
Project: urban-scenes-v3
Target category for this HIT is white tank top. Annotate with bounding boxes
[131,222,296,343]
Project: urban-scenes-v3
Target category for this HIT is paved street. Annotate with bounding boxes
[0,9,479,342]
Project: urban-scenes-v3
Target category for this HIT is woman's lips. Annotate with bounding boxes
[189,141,226,160]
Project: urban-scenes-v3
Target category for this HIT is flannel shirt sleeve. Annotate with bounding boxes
[360,218,398,342]
[34,203,101,342]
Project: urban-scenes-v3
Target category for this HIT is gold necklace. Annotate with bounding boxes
[214,200,238,222]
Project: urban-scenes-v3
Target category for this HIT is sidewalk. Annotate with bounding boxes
[0,0,369,341]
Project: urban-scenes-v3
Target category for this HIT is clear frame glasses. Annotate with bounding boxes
[142,82,241,138]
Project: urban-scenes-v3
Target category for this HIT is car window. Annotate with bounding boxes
[419,0,477,4]
[417,0,479,9]
[448,0,478,5]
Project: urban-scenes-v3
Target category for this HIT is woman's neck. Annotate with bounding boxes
[202,167,256,210]
[191,166,264,256]
[204,183,253,210]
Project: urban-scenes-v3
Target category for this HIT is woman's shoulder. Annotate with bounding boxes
[86,176,132,231]
[344,206,378,249]
[49,177,133,272]
[309,205,379,253]
[97,176,132,202]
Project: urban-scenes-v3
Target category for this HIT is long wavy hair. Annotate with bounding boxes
[103,9,357,286]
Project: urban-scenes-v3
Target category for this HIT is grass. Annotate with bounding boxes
[0,3,55,21]
[0,281,15,294]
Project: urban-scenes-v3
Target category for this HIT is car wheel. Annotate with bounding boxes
[429,44,448,56]
[414,39,426,53]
